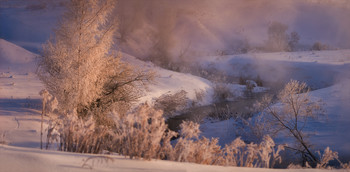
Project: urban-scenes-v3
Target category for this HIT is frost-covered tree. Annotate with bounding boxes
[256,80,323,167]
[37,0,152,122]
[38,0,153,152]
[38,0,116,112]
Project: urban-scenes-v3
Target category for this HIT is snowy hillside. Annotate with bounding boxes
[0,39,215,148]
[0,38,37,73]
[199,50,350,89]
[0,39,42,99]
[0,39,215,104]
[121,53,214,106]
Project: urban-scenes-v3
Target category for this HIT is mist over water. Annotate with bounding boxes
[115,0,350,62]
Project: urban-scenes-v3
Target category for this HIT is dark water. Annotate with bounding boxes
[166,91,269,132]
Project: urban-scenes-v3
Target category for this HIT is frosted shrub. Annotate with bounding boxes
[209,104,232,120]
[219,135,284,168]
[112,104,173,160]
[288,147,349,169]
[154,90,188,118]
[45,110,110,153]
[316,147,339,169]
[341,162,350,169]
[173,121,221,164]
[41,90,111,153]
[173,121,284,168]
[59,114,109,153]
[311,42,329,51]
[258,136,285,168]
[173,121,199,162]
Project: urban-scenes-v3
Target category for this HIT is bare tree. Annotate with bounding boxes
[266,22,289,52]
[288,31,300,52]
[256,80,323,167]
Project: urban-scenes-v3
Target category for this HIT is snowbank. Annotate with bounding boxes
[0,144,326,172]
[122,53,214,106]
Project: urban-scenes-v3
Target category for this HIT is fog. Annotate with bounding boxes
[1,0,350,58]
[115,0,350,64]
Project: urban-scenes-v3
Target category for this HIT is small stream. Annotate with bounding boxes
[166,91,269,132]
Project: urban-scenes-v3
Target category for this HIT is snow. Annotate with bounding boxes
[0,39,43,99]
[0,38,37,73]
[1,33,350,170]
[200,50,350,89]
[0,0,349,170]
[1,144,326,172]
[0,39,215,103]
[306,82,350,159]
[121,53,214,106]
[0,98,42,148]
[199,51,350,161]
[200,118,237,146]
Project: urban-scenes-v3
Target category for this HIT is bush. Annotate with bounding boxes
[46,111,109,153]
[193,89,205,106]
[288,147,349,169]
[171,121,285,168]
[154,90,189,118]
[208,104,233,120]
[213,84,233,102]
[44,95,286,168]
[311,42,329,51]
[112,104,175,160]
[219,135,285,168]
[255,75,263,87]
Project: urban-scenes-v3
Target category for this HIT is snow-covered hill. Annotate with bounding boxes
[0,39,42,99]
[121,53,214,106]
[0,38,37,73]
[200,50,350,89]
[0,39,215,104]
